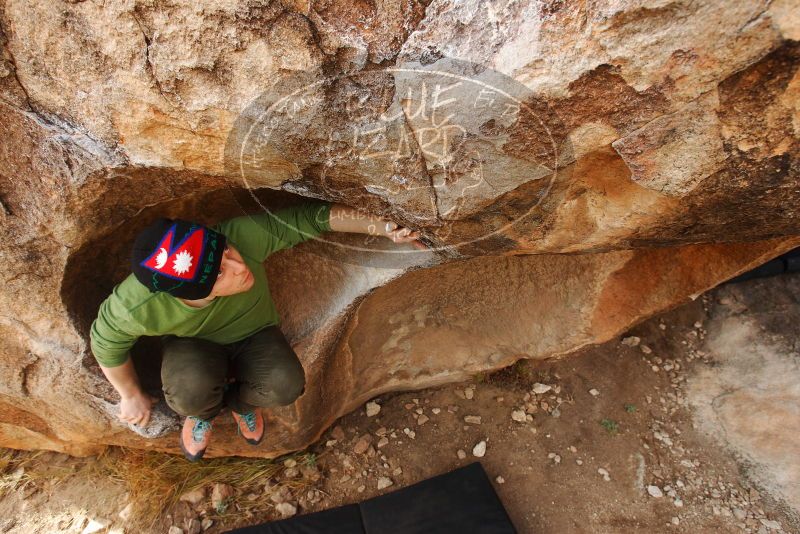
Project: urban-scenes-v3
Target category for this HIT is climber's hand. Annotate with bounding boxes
[383,221,428,250]
[119,392,158,428]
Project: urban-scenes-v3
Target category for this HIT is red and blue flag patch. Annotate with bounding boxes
[140,224,207,281]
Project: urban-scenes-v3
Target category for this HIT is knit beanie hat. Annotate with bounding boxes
[131,218,227,299]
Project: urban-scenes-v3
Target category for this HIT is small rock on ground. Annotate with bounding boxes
[81,519,110,534]
[275,502,297,518]
[621,336,640,347]
[532,383,552,394]
[179,488,206,506]
[366,402,381,417]
[759,519,782,530]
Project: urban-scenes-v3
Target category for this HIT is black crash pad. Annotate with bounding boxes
[227,462,516,534]
[727,247,800,283]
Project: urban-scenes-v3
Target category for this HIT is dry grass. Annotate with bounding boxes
[0,449,76,497]
[95,448,320,529]
[0,447,322,531]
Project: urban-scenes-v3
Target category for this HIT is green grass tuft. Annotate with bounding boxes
[600,418,619,434]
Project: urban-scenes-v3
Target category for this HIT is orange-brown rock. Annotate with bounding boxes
[0,0,798,456]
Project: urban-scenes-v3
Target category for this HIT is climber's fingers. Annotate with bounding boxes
[138,410,151,428]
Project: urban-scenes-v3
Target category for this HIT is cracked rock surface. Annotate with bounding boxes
[0,0,798,456]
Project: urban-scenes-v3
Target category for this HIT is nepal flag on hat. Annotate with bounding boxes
[140,224,206,281]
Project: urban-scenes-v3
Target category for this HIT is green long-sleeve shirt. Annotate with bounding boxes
[89,201,332,367]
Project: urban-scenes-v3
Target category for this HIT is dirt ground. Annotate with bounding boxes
[0,275,798,534]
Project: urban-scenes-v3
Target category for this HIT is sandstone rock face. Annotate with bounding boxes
[0,0,798,456]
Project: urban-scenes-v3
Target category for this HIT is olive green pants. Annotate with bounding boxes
[161,325,305,420]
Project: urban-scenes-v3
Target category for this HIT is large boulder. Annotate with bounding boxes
[0,0,798,456]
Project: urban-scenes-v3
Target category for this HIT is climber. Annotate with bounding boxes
[89,201,424,461]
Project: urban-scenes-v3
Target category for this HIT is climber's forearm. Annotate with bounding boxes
[99,358,145,400]
[329,203,395,236]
